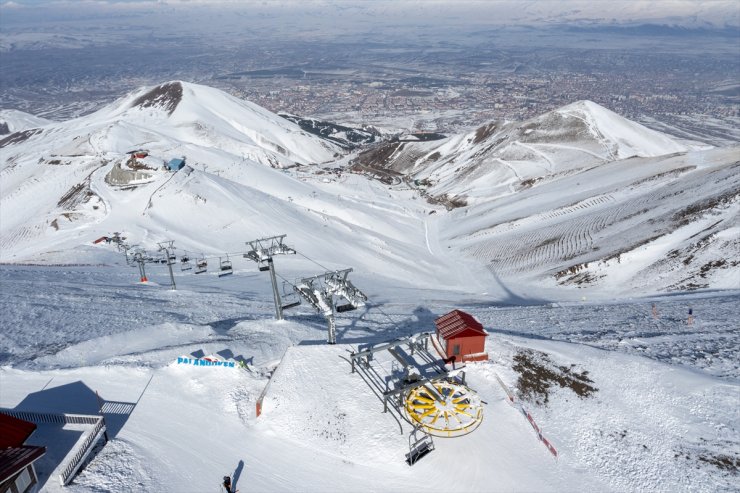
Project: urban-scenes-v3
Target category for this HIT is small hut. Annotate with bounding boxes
[434,310,489,362]
[166,158,185,171]
[0,413,46,493]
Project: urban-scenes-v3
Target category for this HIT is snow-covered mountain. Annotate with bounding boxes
[352,100,739,293]
[0,108,51,135]
[1,81,738,492]
[354,100,694,202]
[1,87,738,296]
[0,81,459,288]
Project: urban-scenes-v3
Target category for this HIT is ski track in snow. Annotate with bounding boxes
[514,141,555,173]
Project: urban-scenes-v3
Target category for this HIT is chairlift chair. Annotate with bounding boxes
[406,427,435,466]
[195,257,208,274]
[281,282,301,310]
[218,255,233,277]
[180,255,192,271]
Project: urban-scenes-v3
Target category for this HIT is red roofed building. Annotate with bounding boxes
[0,413,46,493]
[434,310,489,362]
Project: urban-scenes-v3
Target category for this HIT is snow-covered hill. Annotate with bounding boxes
[352,100,739,294]
[354,100,694,201]
[0,108,51,134]
[1,88,738,296]
[0,265,737,492]
[1,82,739,493]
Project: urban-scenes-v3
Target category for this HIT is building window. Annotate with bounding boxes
[16,467,33,493]
[453,344,460,356]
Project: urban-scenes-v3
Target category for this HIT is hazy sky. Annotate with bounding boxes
[1,0,738,28]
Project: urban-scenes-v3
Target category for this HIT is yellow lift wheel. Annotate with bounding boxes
[404,381,484,437]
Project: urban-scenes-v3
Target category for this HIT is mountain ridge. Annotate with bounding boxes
[1,83,737,297]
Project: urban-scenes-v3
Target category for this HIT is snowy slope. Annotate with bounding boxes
[0,264,737,492]
[1,88,738,296]
[440,148,740,294]
[354,100,694,204]
[0,109,51,134]
[350,100,738,295]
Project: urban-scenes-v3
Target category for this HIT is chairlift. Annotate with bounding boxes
[406,428,435,466]
[218,255,233,277]
[195,257,208,274]
[336,303,357,313]
[180,255,192,271]
[259,261,270,272]
[281,282,301,310]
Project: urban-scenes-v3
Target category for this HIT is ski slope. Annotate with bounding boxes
[2,84,738,296]
[0,264,737,492]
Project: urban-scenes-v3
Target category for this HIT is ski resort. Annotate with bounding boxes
[1,65,738,492]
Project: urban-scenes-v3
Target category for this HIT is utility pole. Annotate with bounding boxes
[158,241,177,290]
[244,235,296,320]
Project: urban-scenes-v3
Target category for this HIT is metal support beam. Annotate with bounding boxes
[244,235,295,320]
[267,258,283,320]
[158,241,177,290]
[132,251,148,282]
[293,268,368,345]
[351,333,431,361]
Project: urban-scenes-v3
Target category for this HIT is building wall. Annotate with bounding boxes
[1,464,38,493]
[444,335,485,359]
[104,163,153,186]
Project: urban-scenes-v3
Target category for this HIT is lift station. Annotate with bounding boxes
[349,332,484,464]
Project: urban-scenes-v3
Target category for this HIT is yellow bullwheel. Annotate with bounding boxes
[404,381,483,437]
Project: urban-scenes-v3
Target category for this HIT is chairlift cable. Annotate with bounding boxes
[296,251,332,272]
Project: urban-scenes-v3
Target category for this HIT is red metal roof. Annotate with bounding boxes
[435,310,488,340]
[0,446,46,481]
[0,413,36,448]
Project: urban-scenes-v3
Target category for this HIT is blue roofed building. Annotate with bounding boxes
[166,158,185,171]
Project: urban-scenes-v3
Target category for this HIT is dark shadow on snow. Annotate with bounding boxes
[13,380,139,490]
[216,348,253,366]
[207,316,260,335]
[232,459,244,491]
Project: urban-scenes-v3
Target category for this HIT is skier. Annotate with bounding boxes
[222,476,233,493]
[651,303,658,319]
[687,307,694,326]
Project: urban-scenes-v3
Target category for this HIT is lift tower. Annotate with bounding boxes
[132,250,148,282]
[244,235,296,320]
[293,268,368,344]
[157,241,177,290]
